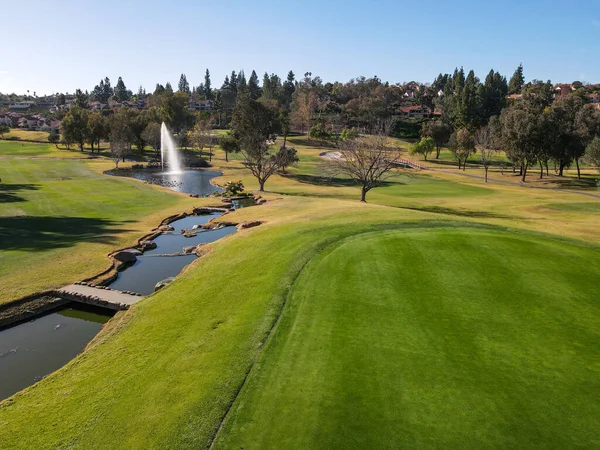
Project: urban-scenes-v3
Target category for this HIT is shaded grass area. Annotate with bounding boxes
[214,228,600,449]
[544,202,600,214]
[0,158,196,303]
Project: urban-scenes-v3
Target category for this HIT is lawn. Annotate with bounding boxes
[214,228,600,449]
[0,140,88,158]
[2,129,50,142]
[0,158,197,303]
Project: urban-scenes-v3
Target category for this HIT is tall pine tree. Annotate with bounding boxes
[178,74,190,93]
[248,70,261,100]
[508,64,525,95]
[204,69,213,100]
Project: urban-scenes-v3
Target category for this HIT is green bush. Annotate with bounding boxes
[309,123,331,140]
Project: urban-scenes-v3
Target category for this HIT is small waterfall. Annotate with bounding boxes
[160,123,182,173]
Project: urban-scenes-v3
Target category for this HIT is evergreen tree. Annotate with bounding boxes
[165,82,173,95]
[75,89,89,109]
[204,69,213,100]
[248,70,261,100]
[154,84,165,96]
[178,74,190,93]
[237,70,247,95]
[283,70,296,108]
[114,77,131,101]
[508,63,525,94]
[229,71,238,94]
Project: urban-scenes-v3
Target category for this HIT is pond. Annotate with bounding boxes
[0,304,113,401]
[108,168,224,197]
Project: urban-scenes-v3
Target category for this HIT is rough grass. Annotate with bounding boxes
[2,129,50,142]
[0,158,198,304]
[213,228,600,449]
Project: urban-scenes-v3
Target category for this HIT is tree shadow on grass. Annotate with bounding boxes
[0,216,129,251]
[282,173,395,188]
[0,183,40,203]
[400,205,514,219]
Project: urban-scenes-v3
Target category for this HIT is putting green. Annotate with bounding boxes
[214,228,600,449]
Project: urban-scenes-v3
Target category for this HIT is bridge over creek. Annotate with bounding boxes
[54,284,144,311]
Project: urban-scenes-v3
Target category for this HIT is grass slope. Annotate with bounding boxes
[0,198,433,449]
[215,228,600,449]
[0,158,196,303]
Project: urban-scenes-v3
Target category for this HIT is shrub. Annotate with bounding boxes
[309,123,331,140]
[340,127,359,141]
[224,180,244,196]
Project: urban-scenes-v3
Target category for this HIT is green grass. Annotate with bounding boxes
[545,201,600,214]
[0,158,196,303]
[0,140,87,158]
[214,228,600,449]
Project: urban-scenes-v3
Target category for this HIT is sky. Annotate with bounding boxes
[1,0,599,95]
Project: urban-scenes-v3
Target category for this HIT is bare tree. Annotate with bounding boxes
[474,125,496,182]
[110,138,127,169]
[324,119,400,202]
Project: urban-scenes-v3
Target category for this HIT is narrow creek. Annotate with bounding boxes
[0,168,253,401]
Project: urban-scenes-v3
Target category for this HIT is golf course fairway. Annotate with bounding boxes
[214,228,600,449]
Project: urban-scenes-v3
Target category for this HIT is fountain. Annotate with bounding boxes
[160,122,182,173]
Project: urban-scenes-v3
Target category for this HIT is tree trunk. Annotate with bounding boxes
[436,145,441,159]
[283,133,287,149]
[576,157,581,180]
[521,163,528,182]
[360,186,368,202]
[539,161,544,179]
[559,161,565,177]
[484,166,489,183]
[225,151,229,162]
[91,141,94,151]
[259,180,265,191]
[546,162,549,176]
[79,143,84,152]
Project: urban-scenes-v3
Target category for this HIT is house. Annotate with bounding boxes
[90,101,108,111]
[0,112,13,126]
[554,84,575,98]
[50,120,61,133]
[9,101,34,110]
[507,94,523,100]
[398,105,432,119]
[188,99,213,111]
[588,93,600,104]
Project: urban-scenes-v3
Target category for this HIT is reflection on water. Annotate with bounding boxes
[0,304,112,401]
[109,255,197,295]
[110,168,224,197]
[109,212,237,295]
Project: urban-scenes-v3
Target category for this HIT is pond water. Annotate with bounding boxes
[108,213,237,295]
[109,168,224,197]
[0,304,113,401]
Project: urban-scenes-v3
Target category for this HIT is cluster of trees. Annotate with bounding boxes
[411,65,600,182]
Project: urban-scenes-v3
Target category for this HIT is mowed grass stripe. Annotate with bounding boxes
[214,228,600,449]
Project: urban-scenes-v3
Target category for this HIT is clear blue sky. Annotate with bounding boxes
[1,0,599,95]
